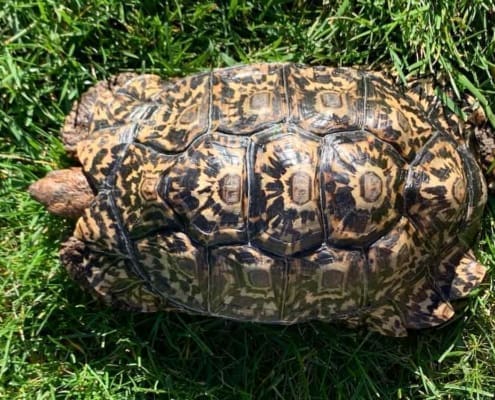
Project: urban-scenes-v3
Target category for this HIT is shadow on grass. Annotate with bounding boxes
[31,267,479,399]
[10,201,480,398]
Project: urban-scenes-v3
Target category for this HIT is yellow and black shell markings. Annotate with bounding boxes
[284,245,367,322]
[211,63,287,134]
[63,63,488,336]
[135,73,210,153]
[286,64,440,161]
[136,232,208,312]
[367,217,433,304]
[404,132,469,247]
[87,74,164,135]
[61,236,164,312]
[249,126,322,256]
[320,130,406,246]
[362,74,437,160]
[208,243,366,322]
[163,133,249,245]
[286,64,364,134]
[209,245,286,320]
[457,145,488,245]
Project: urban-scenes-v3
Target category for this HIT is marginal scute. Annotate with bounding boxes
[82,248,164,312]
[284,245,366,321]
[88,82,158,136]
[61,73,138,154]
[366,304,407,337]
[136,232,207,313]
[116,74,165,101]
[212,64,286,134]
[209,245,286,321]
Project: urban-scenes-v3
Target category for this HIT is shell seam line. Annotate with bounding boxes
[315,136,329,243]
[282,64,291,121]
[206,246,211,314]
[280,257,288,321]
[246,137,255,245]
[361,73,368,130]
[319,136,330,242]
[207,70,213,134]
[362,248,371,310]
[105,142,156,292]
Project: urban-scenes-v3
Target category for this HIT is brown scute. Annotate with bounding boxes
[30,63,490,336]
[29,167,94,218]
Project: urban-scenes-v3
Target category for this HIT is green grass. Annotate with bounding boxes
[1,0,495,398]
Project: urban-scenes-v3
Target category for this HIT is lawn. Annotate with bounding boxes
[1,0,495,398]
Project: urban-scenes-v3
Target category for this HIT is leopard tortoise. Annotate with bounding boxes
[29,63,493,336]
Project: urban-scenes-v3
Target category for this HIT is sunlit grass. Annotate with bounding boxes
[1,0,494,398]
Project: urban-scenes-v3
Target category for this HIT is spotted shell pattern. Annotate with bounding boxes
[65,63,487,336]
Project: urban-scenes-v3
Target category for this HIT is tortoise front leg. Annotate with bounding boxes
[61,73,139,155]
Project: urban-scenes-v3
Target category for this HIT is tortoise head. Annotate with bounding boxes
[29,167,95,219]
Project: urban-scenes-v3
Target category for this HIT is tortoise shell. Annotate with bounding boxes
[46,64,490,336]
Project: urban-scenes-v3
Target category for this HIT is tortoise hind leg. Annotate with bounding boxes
[67,73,166,189]
[62,72,165,155]
[402,251,486,332]
[436,250,487,301]
[365,284,455,335]
[402,277,455,331]
[448,256,486,300]
[365,294,454,336]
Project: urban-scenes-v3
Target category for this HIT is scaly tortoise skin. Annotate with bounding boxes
[29,63,490,336]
